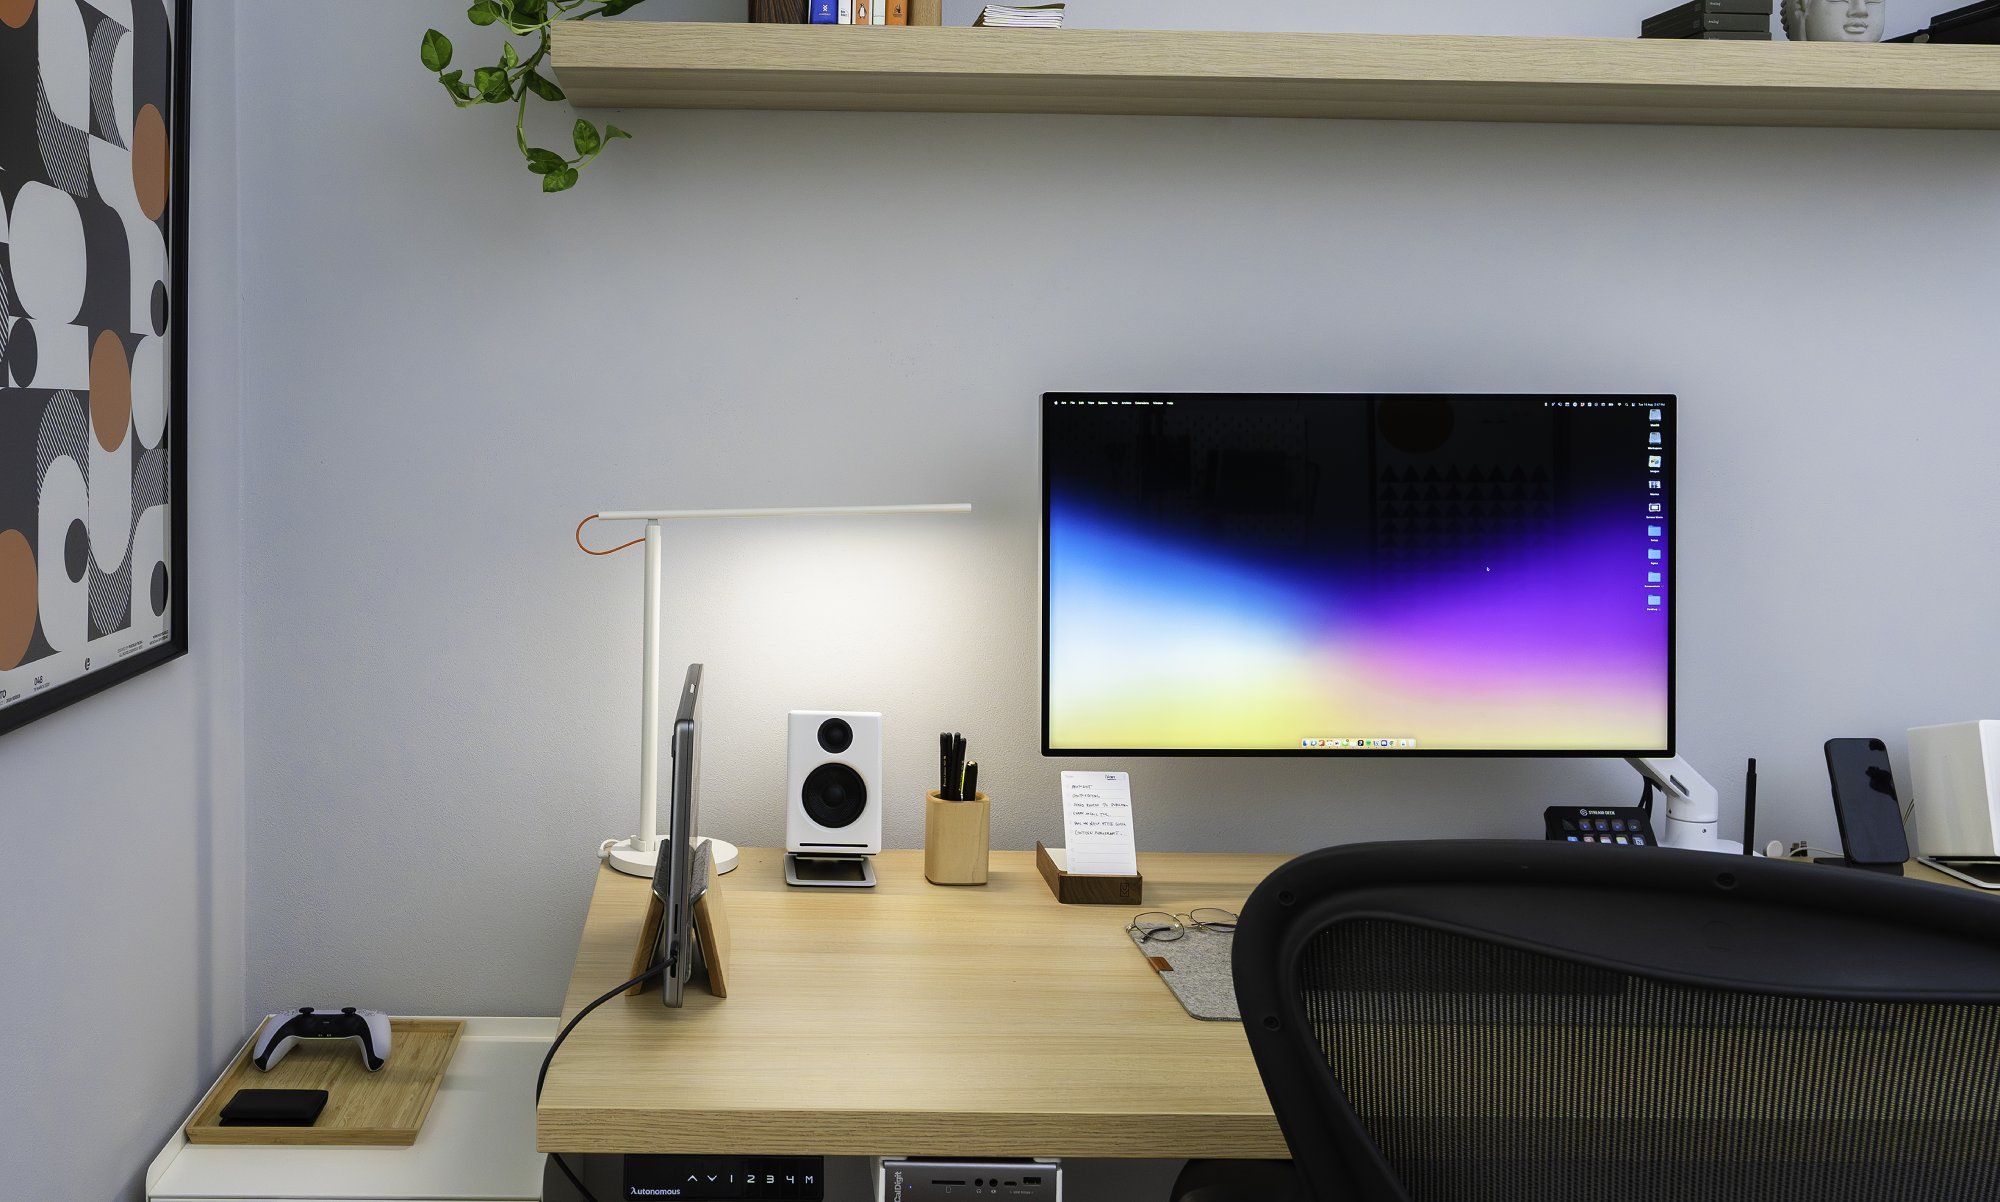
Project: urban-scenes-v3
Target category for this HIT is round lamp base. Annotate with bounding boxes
[604,836,740,877]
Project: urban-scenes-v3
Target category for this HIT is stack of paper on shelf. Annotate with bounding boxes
[975,4,1066,27]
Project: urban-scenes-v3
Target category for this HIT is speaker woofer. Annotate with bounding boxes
[802,762,868,829]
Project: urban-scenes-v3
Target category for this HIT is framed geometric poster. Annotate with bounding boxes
[0,0,189,736]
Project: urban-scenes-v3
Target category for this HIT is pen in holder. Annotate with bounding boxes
[925,790,991,886]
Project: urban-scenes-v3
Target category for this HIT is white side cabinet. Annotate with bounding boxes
[146,1017,553,1202]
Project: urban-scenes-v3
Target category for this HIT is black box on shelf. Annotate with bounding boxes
[1641,0,1773,38]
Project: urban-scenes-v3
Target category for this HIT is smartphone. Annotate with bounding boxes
[1824,738,1910,868]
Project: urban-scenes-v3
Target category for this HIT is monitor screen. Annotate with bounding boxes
[1041,394,1673,756]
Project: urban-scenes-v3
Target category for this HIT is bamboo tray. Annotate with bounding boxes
[184,1017,464,1146]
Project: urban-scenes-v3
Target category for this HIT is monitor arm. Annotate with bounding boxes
[1628,756,1744,855]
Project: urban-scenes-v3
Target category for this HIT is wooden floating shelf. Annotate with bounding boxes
[551,22,2000,129]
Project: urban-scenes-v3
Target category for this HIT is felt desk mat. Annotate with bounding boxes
[1126,925,1240,1022]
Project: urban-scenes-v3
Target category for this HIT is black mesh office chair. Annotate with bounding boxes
[1174,841,2000,1202]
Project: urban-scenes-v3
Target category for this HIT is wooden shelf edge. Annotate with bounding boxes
[551,23,2000,129]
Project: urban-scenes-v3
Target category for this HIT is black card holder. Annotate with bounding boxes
[219,1088,328,1127]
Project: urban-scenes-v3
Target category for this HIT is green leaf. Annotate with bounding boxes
[500,41,519,68]
[605,123,632,141]
[439,69,475,101]
[543,166,580,193]
[573,118,602,157]
[524,69,566,102]
[467,0,501,25]
[524,147,568,175]
[515,0,549,22]
[474,65,514,102]
[420,28,453,72]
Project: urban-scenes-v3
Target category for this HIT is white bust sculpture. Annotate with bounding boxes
[1780,0,1809,39]
[1799,0,1887,41]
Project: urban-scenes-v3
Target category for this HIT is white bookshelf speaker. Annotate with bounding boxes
[787,711,884,858]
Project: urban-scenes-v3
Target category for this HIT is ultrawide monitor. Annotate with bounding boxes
[1042,394,1674,756]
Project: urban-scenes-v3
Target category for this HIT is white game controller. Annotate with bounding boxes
[251,1007,393,1073]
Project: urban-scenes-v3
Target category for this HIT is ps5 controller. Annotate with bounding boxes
[251,1007,392,1073]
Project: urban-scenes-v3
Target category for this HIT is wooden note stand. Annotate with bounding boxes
[1035,840,1143,906]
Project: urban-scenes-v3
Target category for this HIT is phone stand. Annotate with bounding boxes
[1812,855,1904,875]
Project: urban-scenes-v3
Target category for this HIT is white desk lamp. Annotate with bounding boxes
[581,503,973,878]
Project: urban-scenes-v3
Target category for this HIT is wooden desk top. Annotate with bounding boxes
[537,847,1290,1158]
[537,848,1992,1158]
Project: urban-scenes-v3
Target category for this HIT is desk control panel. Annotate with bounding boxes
[1544,805,1658,847]
[623,1156,824,1199]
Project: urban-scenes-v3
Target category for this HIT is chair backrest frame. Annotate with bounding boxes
[1232,841,2000,1202]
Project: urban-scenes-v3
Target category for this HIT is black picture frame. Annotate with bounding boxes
[0,0,192,737]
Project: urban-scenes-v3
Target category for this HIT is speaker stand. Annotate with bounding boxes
[786,853,877,889]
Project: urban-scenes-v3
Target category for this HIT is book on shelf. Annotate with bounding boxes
[1894,19,2000,41]
[788,0,943,23]
[975,4,1066,27]
[1639,0,1772,37]
[1912,0,2000,40]
[1934,0,2000,22]
[1643,12,1773,33]
[1644,0,1776,20]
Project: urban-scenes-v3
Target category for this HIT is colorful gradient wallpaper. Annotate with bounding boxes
[1043,395,1672,754]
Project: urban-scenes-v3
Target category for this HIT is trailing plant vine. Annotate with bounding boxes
[419,0,649,192]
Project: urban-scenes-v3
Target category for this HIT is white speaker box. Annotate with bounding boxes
[1909,721,2000,858]
[787,711,883,858]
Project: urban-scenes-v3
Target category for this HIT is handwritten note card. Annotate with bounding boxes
[1061,771,1138,877]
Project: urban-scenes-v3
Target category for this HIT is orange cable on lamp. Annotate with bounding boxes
[575,514,645,557]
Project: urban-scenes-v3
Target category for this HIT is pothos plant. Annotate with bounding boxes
[420,0,650,192]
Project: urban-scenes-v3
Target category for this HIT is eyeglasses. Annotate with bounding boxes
[1128,908,1239,944]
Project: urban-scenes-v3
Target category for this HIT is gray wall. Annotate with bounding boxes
[0,5,242,1198]
[237,0,2000,1034]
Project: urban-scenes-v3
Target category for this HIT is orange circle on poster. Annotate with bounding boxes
[91,331,131,452]
[0,0,33,31]
[134,104,170,221]
[0,529,36,672]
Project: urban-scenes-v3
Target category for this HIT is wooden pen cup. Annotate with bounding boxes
[924,790,991,886]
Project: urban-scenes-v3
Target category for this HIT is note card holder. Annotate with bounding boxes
[1035,841,1143,906]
